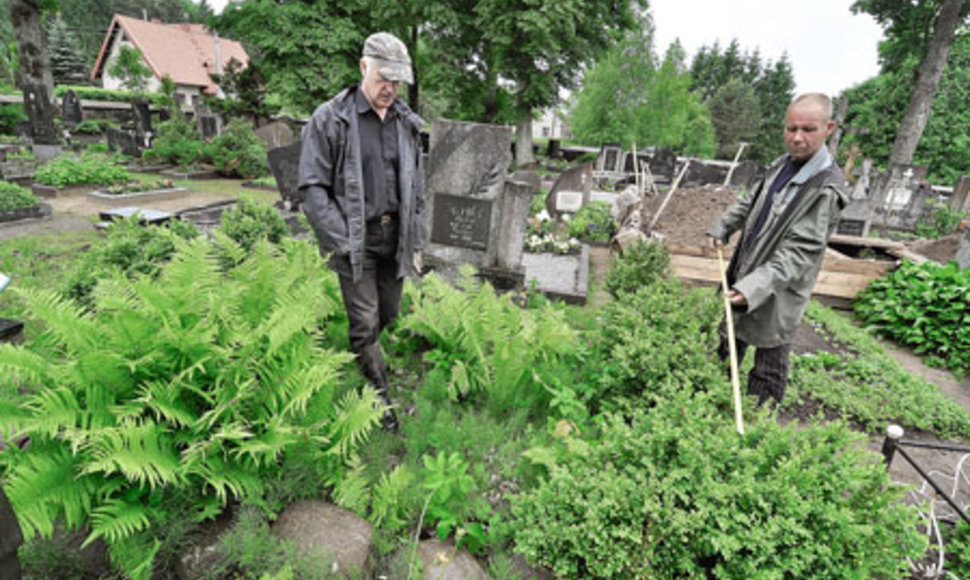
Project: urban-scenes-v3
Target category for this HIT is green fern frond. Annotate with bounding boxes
[104,528,161,580]
[333,457,371,516]
[371,464,415,530]
[257,279,327,356]
[0,342,53,389]
[79,420,181,489]
[138,379,199,428]
[279,358,351,419]
[186,455,263,503]
[5,443,96,539]
[24,385,83,438]
[18,287,101,354]
[326,386,383,460]
[85,496,153,545]
[230,418,299,467]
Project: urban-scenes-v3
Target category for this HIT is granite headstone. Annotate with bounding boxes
[62,89,82,127]
[267,141,303,209]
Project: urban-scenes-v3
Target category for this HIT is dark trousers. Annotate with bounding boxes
[718,330,792,406]
[337,217,403,394]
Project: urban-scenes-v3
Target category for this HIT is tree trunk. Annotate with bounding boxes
[827,95,848,158]
[10,0,58,145]
[515,104,534,168]
[888,0,965,167]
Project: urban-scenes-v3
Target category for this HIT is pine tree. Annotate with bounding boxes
[47,16,89,86]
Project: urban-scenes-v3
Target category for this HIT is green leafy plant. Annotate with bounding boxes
[0,180,40,211]
[208,118,269,179]
[54,85,165,106]
[947,521,970,578]
[72,119,115,135]
[855,260,970,375]
[33,153,131,187]
[219,196,291,253]
[512,401,926,579]
[61,217,198,307]
[0,238,379,579]
[143,116,206,168]
[914,198,967,239]
[604,240,670,298]
[567,201,616,242]
[789,302,970,439]
[0,102,27,135]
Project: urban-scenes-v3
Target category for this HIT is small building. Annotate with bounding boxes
[90,14,248,107]
[533,108,571,140]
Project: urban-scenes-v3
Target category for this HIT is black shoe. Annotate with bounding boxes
[381,408,399,432]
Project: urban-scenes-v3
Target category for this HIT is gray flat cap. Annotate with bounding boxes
[363,32,413,84]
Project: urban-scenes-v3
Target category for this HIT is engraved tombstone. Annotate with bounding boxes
[267,141,303,209]
[425,119,529,286]
[62,89,82,127]
[545,162,592,214]
[255,121,295,150]
[649,148,677,181]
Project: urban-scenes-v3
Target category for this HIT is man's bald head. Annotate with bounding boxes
[784,93,836,162]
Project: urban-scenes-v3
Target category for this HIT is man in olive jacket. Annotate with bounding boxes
[708,93,848,406]
[299,32,427,430]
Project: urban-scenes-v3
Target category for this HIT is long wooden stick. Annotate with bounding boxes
[716,245,745,435]
[648,159,691,230]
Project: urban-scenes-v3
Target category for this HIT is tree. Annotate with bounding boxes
[886,0,966,166]
[46,14,87,85]
[10,0,58,144]
[108,45,151,94]
[208,57,278,124]
[708,78,760,160]
[475,0,645,167]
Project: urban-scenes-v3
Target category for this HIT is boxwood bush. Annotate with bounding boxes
[0,180,40,211]
[512,399,926,579]
[208,119,268,178]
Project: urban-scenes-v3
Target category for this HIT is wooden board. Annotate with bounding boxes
[668,253,888,300]
[665,243,895,278]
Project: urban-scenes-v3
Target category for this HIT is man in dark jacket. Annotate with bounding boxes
[299,32,427,430]
[708,93,848,406]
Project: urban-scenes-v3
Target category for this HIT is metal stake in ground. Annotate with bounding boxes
[716,245,745,435]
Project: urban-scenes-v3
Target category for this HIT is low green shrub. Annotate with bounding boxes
[948,521,970,578]
[789,302,970,439]
[219,197,290,252]
[143,116,206,168]
[209,118,268,178]
[71,118,115,135]
[855,260,970,375]
[594,278,724,408]
[0,238,371,580]
[511,402,926,579]
[915,199,966,239]
[0,102,27,134]
[61,216,198,307]
[604,240,670,298]
[33,153,130,187]
[0,180,40,211]
[567,201,616,242]
[54,84,165,106]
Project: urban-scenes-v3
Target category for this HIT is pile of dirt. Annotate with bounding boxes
[643,185,741,246]
[906,232,963,264]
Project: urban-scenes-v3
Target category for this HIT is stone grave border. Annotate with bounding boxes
[0,202,52,224]
[87,187,189,205]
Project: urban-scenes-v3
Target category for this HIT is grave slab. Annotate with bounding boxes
[97,206,173,224]
[521,244,590,304]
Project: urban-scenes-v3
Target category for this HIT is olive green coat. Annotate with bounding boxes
[709,147,848,347]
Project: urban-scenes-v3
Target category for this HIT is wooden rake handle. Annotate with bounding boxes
[716,245,745,435]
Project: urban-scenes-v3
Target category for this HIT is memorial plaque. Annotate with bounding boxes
[555,190,584,213]
[431,194,492,250]
[836,219,865,237]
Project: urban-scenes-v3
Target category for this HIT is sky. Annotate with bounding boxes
[651,0,885,97]
[207,0,885,97]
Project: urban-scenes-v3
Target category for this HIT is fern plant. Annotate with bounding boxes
[0,237,382,579]
[401,266,583,419]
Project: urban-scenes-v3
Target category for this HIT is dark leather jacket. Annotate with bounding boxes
[298,86,427,282]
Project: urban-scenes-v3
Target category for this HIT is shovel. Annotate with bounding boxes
[716,246,745,435]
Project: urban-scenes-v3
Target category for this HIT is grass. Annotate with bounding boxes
[0,230,99,340]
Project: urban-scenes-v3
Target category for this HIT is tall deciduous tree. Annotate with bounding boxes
[885,0,966,166]
[708,78,760,160]
[10,0,58,144]
[474,0,645,167]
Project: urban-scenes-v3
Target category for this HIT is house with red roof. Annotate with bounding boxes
[90,14,248,108]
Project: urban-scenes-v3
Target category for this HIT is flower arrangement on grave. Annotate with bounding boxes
[103,178,175,195]
[524,208,582,254]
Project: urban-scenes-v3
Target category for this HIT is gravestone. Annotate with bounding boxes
[254,121,295,149]
[546,138,561,159]
[62,89,82,127]
[956,228,970,269]
[31,144,63,164]
[649,148,677,181]
[425,119,529,287]
[728,160,761,190]
[267,141,303,209]
[197,114,221,140]
[546,162,592,215]
[595,144,625,174]
[106,127,141,157]
[838,159,875,237]
[872,166,934,232]
[683,160,726,187]
[950,175,970,215]
[131,102,152,138]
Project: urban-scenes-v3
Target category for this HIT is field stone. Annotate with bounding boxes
[414,539,491,580]
[956,227,970,269]
[506,554,554,580]
[271,500,372,576]
[174,510,235,580]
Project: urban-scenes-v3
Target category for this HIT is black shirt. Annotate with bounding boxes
[355,88,400,221]
[748,157,805,241]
